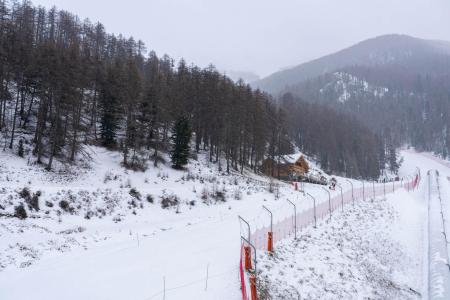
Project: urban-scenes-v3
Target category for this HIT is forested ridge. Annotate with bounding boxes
[0,0,385,179]
[256,34,450,168]
[287,63,450,161]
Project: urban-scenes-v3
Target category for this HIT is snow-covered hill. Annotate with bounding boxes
[0,147,439,299]
[0,145,336,299]
[320,72,389,103]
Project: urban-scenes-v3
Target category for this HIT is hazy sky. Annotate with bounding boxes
[32,0,450,77]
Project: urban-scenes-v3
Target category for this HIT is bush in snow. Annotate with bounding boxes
[28,193,40,211]
[14,204,27,219]
[146,194,154,204]
[201,187,210,203]
[18,187,31,200]
[18,187,40,211]
[213,190,226,203]
[129,188,141,200]
[59,200,70,212]
[103,171,113,183]
[160,193,180,209]
[233,188,242,200]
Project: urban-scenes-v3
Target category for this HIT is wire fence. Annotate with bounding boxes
[144,264,238,300]
[239,174,420,300]
[427,170,450,299]
[143,175,419,300]
[248,176,419,251]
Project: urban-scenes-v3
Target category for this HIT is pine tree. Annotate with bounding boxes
[170,116,192,169]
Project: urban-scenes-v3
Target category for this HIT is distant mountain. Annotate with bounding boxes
[254,34,450,95]
[264,34,450,158]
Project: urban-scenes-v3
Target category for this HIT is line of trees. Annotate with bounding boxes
[0,0,385,179]
[280,93,383,179]
[0,0,291,173]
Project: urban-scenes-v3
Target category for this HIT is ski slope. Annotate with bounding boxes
[0,147,357,300]
[0,148,446,299]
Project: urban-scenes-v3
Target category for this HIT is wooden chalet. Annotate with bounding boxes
[261,155,328,185]
[261,155,309,180]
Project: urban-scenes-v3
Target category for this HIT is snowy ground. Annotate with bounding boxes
[0,147,446,299]
[256,189,424,299]
[0,146,348,300]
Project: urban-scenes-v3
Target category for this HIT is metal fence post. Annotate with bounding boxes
[372,181,375,199]
[345,179,354,206]
[306,193,317,228]
[238,216,251,242]
[337,184,344,212]
[287,199,297,239]
[361,181,365,201]
[262,206,273,252]
[321,187,332,219]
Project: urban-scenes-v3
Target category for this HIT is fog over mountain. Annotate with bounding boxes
[225,70,260,84]
[261,34,450,159]
[254,34,450,94]
[31,0,450,77]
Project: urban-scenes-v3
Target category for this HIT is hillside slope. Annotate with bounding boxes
[254,34,450,95]
[0,146,427,300]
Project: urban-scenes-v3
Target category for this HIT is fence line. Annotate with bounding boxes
[239,174,420,300]
[249,176,419,250]
[145,264,237,300]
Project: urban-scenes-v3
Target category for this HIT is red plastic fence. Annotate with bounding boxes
[250,177,419,250]
[239,175,419,299]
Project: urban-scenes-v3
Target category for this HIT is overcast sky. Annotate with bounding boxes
[32,0,450,78]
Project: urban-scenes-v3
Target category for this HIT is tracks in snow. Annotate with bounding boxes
[427,170,450,299]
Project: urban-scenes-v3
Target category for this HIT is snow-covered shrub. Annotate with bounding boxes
[125,179,132,188]
[59,200,71,212]
[28,193,40,211]
[146,194,154,204]
[123,155,148,172]
[201,187,210,203]
[14,204,27,219]
[103,171,113,183]
[160,193,180,209]
[186,171,196,181]
[213,190,226,202]
[18,187,40,211]
[233,188,242,200]
[256,276,273,300]
[18,187,31,200]
[129,188,141,200]
[84,211,94,219]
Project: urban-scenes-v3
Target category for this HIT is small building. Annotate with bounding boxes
[261,155,328,185]
[261,155,309,181]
